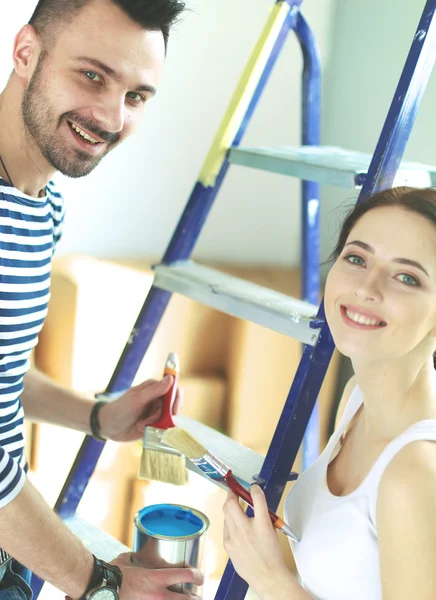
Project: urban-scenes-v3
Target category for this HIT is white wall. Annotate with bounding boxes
[320,0,436,267]
[0,0,337,265]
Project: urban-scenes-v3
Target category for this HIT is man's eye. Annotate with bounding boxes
[84,71,102,83]
[127,92,146,103]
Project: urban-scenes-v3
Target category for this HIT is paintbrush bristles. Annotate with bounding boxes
[139,449,187,485]
[163,427,208,459]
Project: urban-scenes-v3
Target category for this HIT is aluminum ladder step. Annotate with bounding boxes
[153,261,322,346]
[65,515,130,562]
[174,415,265,489]
[229,145,436,189]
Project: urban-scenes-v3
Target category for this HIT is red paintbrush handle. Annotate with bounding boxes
[225,472,281,528]
[151,366,179,430]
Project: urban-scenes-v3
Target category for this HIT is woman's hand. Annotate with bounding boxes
[223,485,294,598]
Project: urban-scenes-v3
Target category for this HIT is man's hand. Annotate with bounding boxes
[112,553,203,599]
[98,377,183,442]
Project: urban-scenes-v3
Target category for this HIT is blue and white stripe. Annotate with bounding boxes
[0,178,65,508]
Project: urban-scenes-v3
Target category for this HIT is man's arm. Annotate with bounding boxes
[2,478,94,598]
[2,477,203,598]
[22,368,95,434]
[21,368,182,443]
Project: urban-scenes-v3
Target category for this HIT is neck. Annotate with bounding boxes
[351,354,436,442]
[0,82,56,198]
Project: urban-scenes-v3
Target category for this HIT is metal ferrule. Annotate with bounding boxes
[145,427,182,456]
[190,452,229,481]
[279,522,300,543]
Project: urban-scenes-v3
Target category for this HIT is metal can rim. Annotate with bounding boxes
[134,503,210,541]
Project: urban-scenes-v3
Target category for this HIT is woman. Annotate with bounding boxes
[223,186,436,600]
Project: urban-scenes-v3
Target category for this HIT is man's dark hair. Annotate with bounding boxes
[29,0,185,52]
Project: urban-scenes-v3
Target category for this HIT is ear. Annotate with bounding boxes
[12,25,41,82]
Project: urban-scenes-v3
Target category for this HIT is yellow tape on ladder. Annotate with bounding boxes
[199,1,291,188]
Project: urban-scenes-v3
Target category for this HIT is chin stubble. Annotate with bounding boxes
[21,55,117,178]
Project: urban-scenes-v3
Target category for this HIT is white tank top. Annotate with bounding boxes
[284,384,436,600]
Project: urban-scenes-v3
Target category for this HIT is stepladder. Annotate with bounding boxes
[31,1,436,599]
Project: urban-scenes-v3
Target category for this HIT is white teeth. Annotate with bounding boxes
[70,123,99,144]
[345,309,383,327]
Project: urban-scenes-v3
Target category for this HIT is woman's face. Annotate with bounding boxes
[325,206,436,364]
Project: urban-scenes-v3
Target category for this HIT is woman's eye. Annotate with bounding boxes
[84,71,102,83]
[126,92,145,103]
[397,273,420,286]
[344,254,365,266]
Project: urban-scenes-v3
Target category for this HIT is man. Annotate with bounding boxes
[0,1,203,598]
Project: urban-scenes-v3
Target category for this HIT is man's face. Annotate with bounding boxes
[22,0,165,178]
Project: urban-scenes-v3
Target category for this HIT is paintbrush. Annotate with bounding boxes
[138,353,187,485]
[162,427,300,542]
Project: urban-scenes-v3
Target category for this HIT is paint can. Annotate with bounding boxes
[133,503,210,593]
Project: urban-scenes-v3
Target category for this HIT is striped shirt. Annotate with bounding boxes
[0,176,65,508]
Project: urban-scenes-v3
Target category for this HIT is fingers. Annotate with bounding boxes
[133,378,159,391]
[133,377,177,427]
[224,486,272,532]
[135,399,162,430]
[250,484,268,512]
[224,489,244,513]
[134,375,174,393]
[250,485,276,532]
[156,567,204,587]
[223,489,248,531]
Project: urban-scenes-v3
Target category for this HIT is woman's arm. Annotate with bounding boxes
[377,440,436,600]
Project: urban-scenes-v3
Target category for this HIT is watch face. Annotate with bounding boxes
[90,588,118,600]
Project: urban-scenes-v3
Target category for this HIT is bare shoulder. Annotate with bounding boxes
[334,374,357,429]
[377,440,436,600]
[379,439,436,506]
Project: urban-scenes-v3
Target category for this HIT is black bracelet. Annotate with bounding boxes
[90,400,107,441]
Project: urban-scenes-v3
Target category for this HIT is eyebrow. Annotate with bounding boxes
[345,240,430,277]
[75,56,157,95]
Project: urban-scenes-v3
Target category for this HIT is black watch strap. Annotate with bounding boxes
[90,400,107,441]
[79,555,123,600]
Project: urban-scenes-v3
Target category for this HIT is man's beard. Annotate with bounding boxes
[21,55,120,178]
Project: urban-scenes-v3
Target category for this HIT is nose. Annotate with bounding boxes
[90,95,125,134]
[353,268,383,302]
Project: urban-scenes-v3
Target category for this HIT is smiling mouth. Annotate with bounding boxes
[341,306,387,327]
[68,121,101,145]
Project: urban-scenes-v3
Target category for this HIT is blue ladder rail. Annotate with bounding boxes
[31,1,436,599]
[296,6,322,471]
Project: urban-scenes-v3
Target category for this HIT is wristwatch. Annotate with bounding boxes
[79,556,123,600]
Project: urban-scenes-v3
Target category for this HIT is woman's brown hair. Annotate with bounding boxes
[331,186,436,261]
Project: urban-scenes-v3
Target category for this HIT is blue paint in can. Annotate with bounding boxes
[138,504,205,538]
